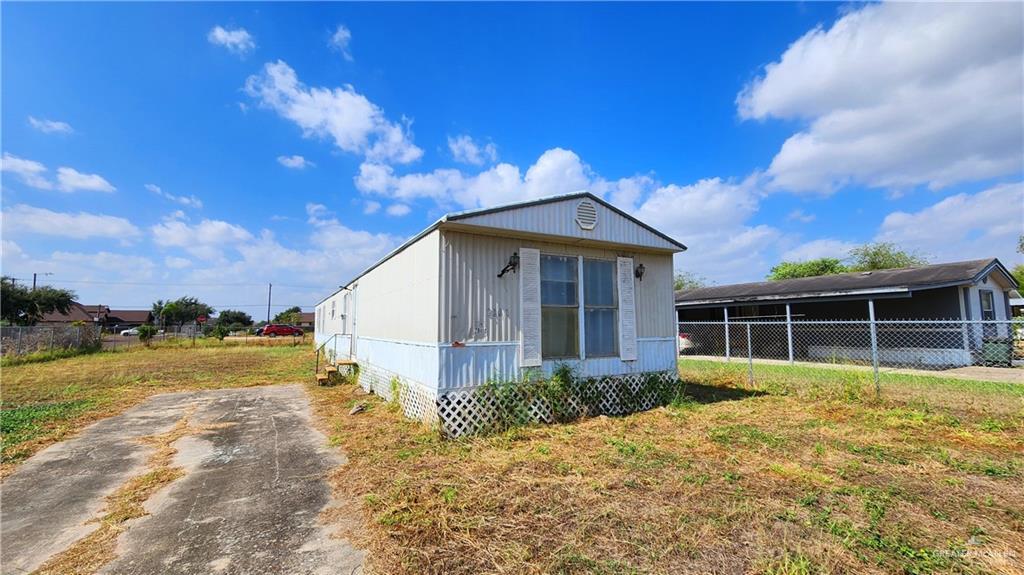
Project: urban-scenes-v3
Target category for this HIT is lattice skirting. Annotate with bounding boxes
[436,371,681,438]
[355,361,438,425]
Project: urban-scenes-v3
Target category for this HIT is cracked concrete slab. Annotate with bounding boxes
[1,384,364,575]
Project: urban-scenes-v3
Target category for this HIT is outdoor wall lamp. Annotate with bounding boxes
[634,263,645,281]
[497,252,520,278]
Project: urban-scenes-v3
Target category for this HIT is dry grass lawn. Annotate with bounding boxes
[309,362,1024,575]
[1,343,310,477]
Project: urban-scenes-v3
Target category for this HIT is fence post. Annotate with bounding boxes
[50,327,55,352]
[746,322,754,386]
[17,328,23,355]
[868,299,880,398]
[785,303,794,364]
[724,307,731,362]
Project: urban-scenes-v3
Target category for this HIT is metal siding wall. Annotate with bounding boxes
[441,231,674,343]
[457,199,679,251]
[355,337,440,391]
[439,337,676,390]
[354,230,440,343]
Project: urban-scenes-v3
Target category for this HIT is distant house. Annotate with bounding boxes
[676,258,1018,367]
[298,312,315,329]
[106,310,154,330]
[38,303,108,325]
[676,258,1017,324]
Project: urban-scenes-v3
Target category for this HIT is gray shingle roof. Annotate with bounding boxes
[676,258,1015,305]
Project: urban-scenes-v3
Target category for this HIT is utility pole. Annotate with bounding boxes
[32,272,53,291]
[266,283,273,324]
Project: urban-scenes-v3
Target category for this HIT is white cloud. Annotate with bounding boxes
[2,204,141,240]
[146,183,203,209]
[329,24,353,61]
[2,153,53,190]
[356,146,786,284]
[875,181,1023,265]
[51,250,156,277]
[208,25,255,56]
[277,155,315,169]
[56,167,115,193]
[356,147,598,209]
[780,238,858,262]
[448,135,497,165]
[164,256,193,269]
[28,116,73,134]
[786,209,815,223]
[245,60,422,164]
[739,2,1024,194]
[363,200,381,215]
[151,213,254,261]
[385,203,411,217]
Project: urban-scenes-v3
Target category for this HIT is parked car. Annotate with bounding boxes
[261,324,304,337]
[678,331,698,355]
[120,327,140,336]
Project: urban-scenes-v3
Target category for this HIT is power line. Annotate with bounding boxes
[19,278,323,289]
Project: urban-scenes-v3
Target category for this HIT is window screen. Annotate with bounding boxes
[541,255,578,358]
[584,259,617,356]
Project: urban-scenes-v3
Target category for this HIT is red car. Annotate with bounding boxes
[261,324,304,337]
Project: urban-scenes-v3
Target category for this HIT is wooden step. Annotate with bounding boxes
[315,373,329,385]
[325,366,339,374]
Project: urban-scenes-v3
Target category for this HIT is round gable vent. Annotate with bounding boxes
[575,199,598,230]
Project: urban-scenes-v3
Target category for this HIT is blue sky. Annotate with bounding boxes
[2,2,1022,315]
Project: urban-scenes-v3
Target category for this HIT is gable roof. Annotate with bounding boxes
[39,302,100,323]
[319,192,686,304]
[676,258,1017,307]
[107,310,153,324]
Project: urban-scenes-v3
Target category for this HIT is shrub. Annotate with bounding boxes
[137,324,157,345]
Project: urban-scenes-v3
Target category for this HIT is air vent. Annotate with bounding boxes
[575,199,598,230]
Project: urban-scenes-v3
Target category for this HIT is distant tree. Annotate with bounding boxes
[847,243,927,271]
[217,309,253,328]
[1017,235,1023,254]
[210,324,230,341]
[273,306,303,325]
[152,299,166,327]
[154,296,215,329]
[1,276,77,325]
[768,258,848,281]
[673,271,708,291]
[1012,264,1024,289]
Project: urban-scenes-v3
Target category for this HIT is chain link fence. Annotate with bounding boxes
[678,319,1023,393]
[0,325,103,357]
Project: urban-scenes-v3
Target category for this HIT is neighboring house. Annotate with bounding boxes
[298,312,315,329]
[676,258,1018,366]
[315,192,686,435]
[106,310,154,330]
[38,303,108,325]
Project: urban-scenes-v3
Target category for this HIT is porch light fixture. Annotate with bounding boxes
[497,252,520,278]
[634,263,645,281]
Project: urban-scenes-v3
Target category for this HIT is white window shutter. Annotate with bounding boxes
[617,257,637,361]
[519,248,542,367]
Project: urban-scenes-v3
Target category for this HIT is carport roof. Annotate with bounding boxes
[675,258,1017,307]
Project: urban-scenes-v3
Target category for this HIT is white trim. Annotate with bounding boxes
[577,255,586,361]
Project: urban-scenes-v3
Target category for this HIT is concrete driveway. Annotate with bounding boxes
[1,385,364,575]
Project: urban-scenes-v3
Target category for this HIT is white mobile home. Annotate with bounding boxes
[315,192,687,435]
